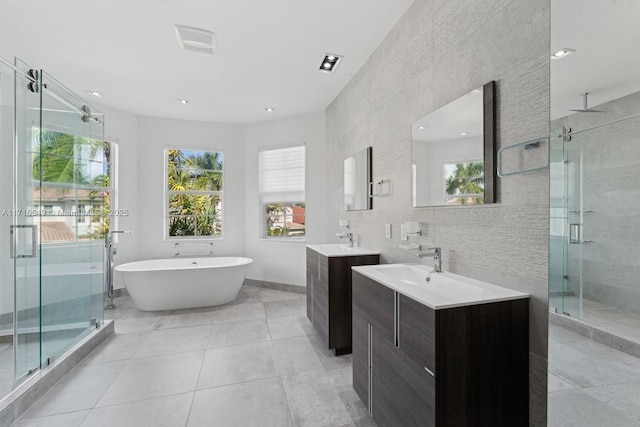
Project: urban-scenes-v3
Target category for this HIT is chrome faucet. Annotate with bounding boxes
[105,230,132,309]
[417,247,442,272]
[336,232,354,247]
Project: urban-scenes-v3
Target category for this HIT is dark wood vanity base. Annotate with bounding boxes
[352,270,529,426]
[306,247,379,356]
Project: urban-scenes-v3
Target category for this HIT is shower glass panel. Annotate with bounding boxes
[550,108,640,340]
[38,72,105,363]
[12,58,43,384]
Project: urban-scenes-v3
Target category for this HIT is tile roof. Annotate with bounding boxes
[40,221,76,243]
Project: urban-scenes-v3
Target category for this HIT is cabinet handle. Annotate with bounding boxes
[393,292,398,347]
[367,322,372,415]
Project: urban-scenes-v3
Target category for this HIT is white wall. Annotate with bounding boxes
[243,112,326,286]
[136,117,245,263]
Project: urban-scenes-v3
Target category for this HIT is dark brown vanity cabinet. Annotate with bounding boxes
[306,247,379,355]
[352,270,529,427]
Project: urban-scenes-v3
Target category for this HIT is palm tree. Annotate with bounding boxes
[167,150,223,236]
[445,162,484,204]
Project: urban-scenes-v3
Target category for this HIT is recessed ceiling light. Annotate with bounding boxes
[86,91,102,98]
[319,53,342,73]
[177,99,190,105]
[265,107,276,113]
[460,132,471,136]
[418,125,428,130]
[471,89,481,94]
[175,25,217,55]
[551,48,575,60]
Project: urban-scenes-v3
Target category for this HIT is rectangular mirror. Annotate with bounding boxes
[411,81,495,207]
[344,147,372,211]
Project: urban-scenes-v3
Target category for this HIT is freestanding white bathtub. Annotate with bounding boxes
[114,257,253,311]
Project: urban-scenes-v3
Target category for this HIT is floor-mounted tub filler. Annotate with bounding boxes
[115,257,253,311]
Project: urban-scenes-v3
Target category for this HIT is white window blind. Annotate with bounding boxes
[259,145,305,203]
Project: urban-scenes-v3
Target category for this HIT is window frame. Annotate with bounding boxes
[258,143,306,242]
[164,146,224,240]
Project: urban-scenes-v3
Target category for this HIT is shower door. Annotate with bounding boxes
[549,126,584,318]
[12,58,43,383]
[38,71,105,363]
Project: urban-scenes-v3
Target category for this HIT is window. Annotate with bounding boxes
[166,149,223,238]
[443,160,484,205]
[32,129,114,241]
[77,204,86,223]
[259,145,305,239]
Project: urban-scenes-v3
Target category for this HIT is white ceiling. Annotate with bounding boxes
[0,0,414,124]
[551,0,640,119]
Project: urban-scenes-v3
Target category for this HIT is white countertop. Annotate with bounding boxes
[307,244,380,258]
[352,263,529,310]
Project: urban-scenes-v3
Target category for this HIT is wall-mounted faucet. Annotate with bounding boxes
[336,232,354,247]
[105,230,132,309]
[417,247,442,273]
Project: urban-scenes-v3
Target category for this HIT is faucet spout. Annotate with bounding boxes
[417,247,442,272]
[336,232,354,247]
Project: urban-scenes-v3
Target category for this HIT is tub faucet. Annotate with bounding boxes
[105,230,132,309]
[336,232,354,247]
[417,247,442,273]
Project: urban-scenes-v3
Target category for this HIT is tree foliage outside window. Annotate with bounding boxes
[265,202,305,238]
[32,129,111,240]
[167,149,223,237]
[444,161,484,205]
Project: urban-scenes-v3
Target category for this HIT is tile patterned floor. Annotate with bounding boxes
[548,323,640,426]
[12,286,375,427]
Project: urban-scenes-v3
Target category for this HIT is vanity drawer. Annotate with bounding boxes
[372,327,435,426]
[398,294,436,375]
[352,271,394,343]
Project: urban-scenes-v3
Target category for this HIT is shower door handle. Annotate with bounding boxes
[10,224,38,258]
[569,223,580,244]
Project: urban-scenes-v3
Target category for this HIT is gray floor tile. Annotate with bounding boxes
[267,315,315,341]
[214,302,267,323]
[13,410,90,427]
[282,367,359,427]
[584,381,640,422]
[21,360,126,418]
[272,336,323,375]
[549,340,640,388]
[548,390,639,427]
[133,325,211,358]
[97,350,204,407]
[548,372,577,393]
[259,288,306,303]
[306,333,353,371]
[264,299,306,318]
[113,317,161,334]
[207,319,271,349]
[81,332,151,364]
[81,392,193,427]
[197,341,279,390]
[188,377,292,427]
[156,310,217,329]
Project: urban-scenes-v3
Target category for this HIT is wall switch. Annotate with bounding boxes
[385,223,392,238]
[400,224,408,241]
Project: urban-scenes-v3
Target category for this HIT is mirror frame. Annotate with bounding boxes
[483,80,496,204]
[344,146,372,211]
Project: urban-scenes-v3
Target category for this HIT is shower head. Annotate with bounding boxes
[568,93,605,113]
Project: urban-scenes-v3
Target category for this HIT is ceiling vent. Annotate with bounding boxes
[175,25,216,55]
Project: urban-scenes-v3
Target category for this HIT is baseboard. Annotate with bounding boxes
[244,279,306,294]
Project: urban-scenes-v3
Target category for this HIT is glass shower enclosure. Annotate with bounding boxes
[0,56,106,401]
[549,93,640,343]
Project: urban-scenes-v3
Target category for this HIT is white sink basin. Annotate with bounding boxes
[307,244,380,257]
[353,264,528,309]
